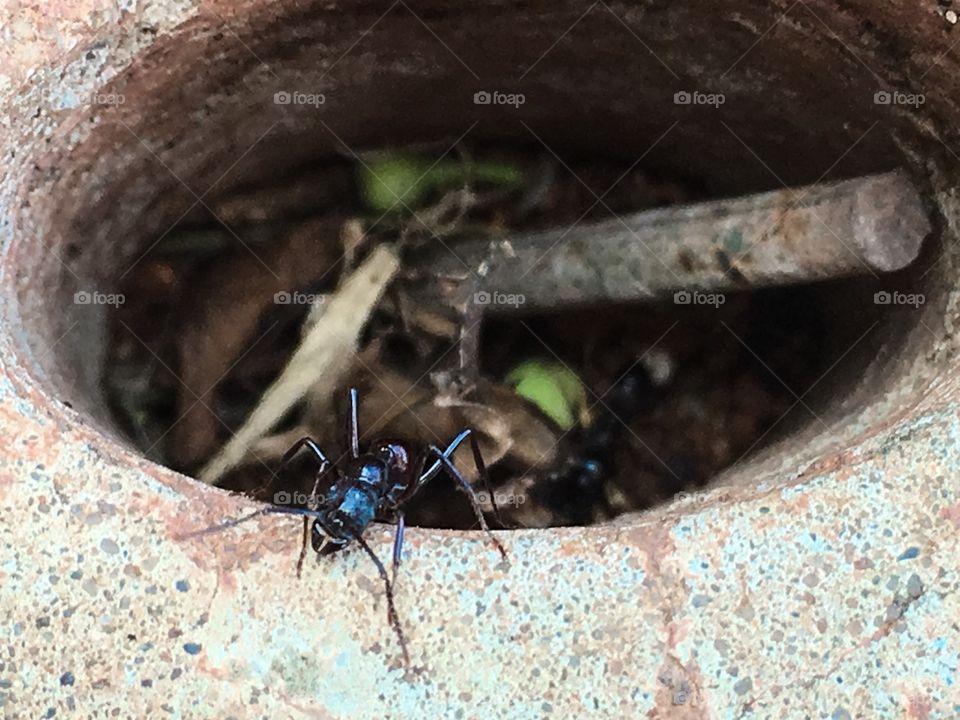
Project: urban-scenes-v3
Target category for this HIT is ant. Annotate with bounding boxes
[533,360,671,526]
[185,388,507,667]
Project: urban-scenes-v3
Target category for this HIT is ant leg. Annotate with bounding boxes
[348,388,360,458]
[242,436,330,500]
[419,428,469,483]
[272,434,329,509]
[421,430,507,528]
[422,440,507,561]
[352,532,411,667]
[277,438,332,579]
[297,463,333,579]
[279,437,331,469]
[296,519,312,579]
[463,429,506,529]
[392,512,406,583]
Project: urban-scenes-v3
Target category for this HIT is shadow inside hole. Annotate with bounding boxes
[403,283,836,528]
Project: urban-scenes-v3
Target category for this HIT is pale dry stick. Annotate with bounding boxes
[409,170,931,313]
[199,244,401,484]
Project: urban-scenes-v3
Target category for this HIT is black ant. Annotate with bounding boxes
[184,388,507,667]
[533,360,672,525]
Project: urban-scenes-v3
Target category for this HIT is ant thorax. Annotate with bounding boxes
[332,485,378,531]
[321,456,389,538]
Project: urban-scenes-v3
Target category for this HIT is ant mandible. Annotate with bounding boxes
[188,388,508,666]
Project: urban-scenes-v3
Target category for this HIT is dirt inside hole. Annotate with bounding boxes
[104,143,828,529]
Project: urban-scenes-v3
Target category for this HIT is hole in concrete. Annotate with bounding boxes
[7,5,936,531]
[97,145,853,529]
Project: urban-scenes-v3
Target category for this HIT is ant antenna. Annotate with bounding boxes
[349,387,360,458]
[176,505,326,541]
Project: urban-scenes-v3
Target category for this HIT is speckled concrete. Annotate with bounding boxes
[3,0,960,718]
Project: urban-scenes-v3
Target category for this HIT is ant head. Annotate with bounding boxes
[373,441,412,475]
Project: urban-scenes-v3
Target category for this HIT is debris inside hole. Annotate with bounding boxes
[104,143,826,529]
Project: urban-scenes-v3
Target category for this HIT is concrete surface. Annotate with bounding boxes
[2,0,960,718]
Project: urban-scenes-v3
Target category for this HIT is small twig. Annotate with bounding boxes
[199,244,401,484]
[399,188,477,244]
[409,170,930,312]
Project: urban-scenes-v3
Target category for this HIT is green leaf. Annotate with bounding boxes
[359,152,524,213]
[505,360,587,431]
[359,154,432,213]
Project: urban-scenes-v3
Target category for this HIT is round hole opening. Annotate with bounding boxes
[7,8,938,531]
